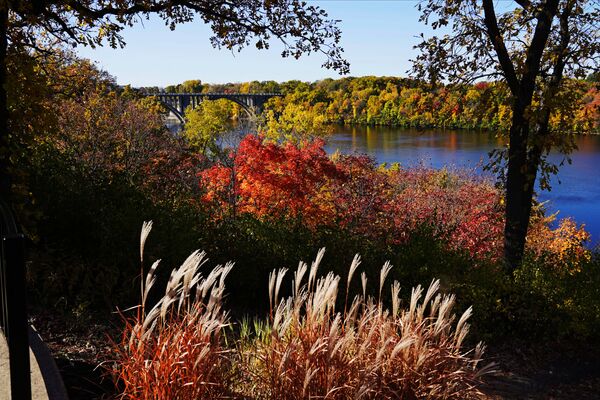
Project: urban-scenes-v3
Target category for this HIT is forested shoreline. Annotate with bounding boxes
[142,75,600,135]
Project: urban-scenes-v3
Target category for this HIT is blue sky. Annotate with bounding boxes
[76,1,431,87]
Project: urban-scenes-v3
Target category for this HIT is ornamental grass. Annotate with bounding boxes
[112,223,493,399]
[238,249,494,399]
[112,221,233,399]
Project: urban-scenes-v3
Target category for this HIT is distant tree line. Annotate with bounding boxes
[144,76,599,134]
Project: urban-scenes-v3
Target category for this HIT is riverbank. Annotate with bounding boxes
[155,76,600,135]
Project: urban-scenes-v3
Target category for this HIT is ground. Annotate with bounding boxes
[30,312,117,400]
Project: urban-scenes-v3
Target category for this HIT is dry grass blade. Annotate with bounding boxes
[361,272,368,300]
[391,280,401,317]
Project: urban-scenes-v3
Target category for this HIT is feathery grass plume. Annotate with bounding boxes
[274,268,288,311]
[308,247,325,292]
[241,249,493,399]
[140,220,153,263]
[268,268,288,317]
[361,271,368,300]
[293,261,308,297]
[112,223,233,400]
[345,254,361,313]
[391,280,401,317]
[141,259,160,310]
[139,220,153,306]
[379,260,392,301]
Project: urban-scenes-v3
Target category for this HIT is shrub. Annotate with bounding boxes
[25,78,206,312]
[199,134,590,267]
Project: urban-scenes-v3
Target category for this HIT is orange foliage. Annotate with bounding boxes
[199,135,589,264]
[199,135,341,227]
[527,217,591,274]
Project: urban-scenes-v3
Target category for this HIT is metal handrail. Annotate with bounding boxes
[0,197,31,400]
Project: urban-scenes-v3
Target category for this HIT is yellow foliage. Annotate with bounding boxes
[262,101,333,143]
[527,216,591,274]
[183,99,236,153]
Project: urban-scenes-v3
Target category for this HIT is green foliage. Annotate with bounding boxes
[165,79,203,93]
[262,102,333,143]
[586,72,599,83]
[514,253,600,337]
[26,130,205,312]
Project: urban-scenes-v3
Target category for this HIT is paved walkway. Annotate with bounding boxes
[1,327,68,400]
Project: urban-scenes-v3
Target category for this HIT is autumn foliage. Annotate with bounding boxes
[155,76,600,133]
[199,134,589,263]
[200,136,340,226]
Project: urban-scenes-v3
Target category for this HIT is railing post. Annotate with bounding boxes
[0,200,31,400]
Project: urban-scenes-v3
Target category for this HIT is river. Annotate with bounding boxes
[325,126,600,246]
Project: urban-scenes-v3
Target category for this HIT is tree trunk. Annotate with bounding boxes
[0,4,8,198]
[503,104,538,272]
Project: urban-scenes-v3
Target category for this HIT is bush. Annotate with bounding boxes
[26,144,205,311]
[239,249,493,400]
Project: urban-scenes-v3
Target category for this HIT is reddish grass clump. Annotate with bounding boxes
[112,222,233,399]
[239,249,494,399]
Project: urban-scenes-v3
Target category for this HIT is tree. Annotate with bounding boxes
[1,0,349,197]
[183,99,236,153]
[263,101,333,143]
[412,0,600,271]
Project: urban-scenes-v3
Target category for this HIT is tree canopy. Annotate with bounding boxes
[0,0,349,197]
[7,0,349,71]
[413,0,600,270]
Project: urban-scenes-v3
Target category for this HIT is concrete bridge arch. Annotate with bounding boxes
[149,93,283,124]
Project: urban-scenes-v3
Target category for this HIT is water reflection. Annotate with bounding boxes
[326,125,600,245]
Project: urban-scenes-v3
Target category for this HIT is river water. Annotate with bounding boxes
[325,126,600,246]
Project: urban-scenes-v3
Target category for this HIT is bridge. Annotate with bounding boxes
[149,93,283,123]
